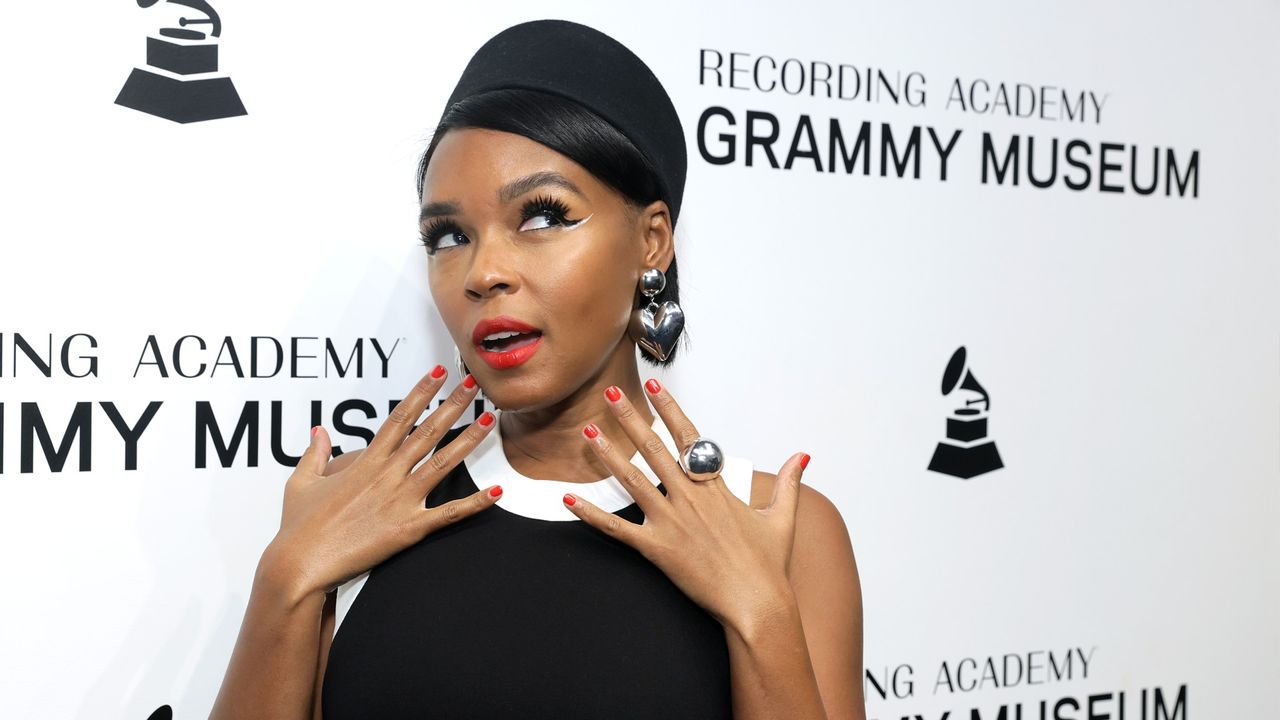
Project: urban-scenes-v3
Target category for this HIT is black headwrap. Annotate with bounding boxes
[441,19,688,224]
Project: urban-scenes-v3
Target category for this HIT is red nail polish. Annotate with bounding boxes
[478,411,495,427]
[800,453,811,470]
[311,425,319,440]
[563,493,576,506]
[463,374,476,389]
[583,423,600,439]
[489,485,503,498]
[645,378,662,394]
[605,386,622,403]
[430,364,446,378]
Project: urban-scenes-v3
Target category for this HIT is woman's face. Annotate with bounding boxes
[420,127,670,412]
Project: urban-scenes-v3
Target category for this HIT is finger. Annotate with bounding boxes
[601,385,690,493]
[581,421,672,520]
[304,424,332,478]
[406,410,497,495]
[392,373,481,473]
[367,364,450,458]
[561,491,650,552]
[635,380,729,494]
[414,482,504,540]
[767,452,811,524]
[640,378,702,454]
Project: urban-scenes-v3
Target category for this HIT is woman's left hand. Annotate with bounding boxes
[562,380,811,633]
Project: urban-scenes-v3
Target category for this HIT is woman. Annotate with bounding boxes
[213,18,864,719]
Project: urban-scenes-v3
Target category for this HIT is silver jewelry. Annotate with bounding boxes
[453,346,486,405]
[627,267,685,362]
[454,346,470,379]
[679,436,724,481]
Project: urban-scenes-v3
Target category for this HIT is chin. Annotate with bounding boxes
[475,370,568,414]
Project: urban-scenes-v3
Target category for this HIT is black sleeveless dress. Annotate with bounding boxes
[320,417,755,719]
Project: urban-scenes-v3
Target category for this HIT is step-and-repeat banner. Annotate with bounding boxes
[1,1,1276,718]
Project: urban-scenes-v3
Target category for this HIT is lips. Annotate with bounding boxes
[471,315,544,370]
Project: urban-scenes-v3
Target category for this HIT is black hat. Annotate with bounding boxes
[442,19,688,225]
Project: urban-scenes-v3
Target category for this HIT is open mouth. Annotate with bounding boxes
[479,330,543,353]
[471,315,545,370]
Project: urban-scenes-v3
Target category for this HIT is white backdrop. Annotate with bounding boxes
[1,1,1276,718]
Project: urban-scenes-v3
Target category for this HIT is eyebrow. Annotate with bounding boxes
[419,171,586,225]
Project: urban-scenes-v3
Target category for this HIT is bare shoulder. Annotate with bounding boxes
[325,448,366,475]
[749,469,848,530]
[750,468,866,718]
[749,470,854,564]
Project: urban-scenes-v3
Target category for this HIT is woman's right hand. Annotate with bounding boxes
[260,365,499,602]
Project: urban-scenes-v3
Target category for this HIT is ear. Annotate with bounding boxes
[636,200,675,274]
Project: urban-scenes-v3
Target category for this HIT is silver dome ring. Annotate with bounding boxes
[679,437,724,482]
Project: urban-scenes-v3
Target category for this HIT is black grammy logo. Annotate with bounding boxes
[927,346,1005,479]
[114,0,247,123]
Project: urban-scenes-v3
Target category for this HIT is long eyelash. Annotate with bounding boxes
[419,218,464,255]
[521,194,581,226]
[420,195,581,253]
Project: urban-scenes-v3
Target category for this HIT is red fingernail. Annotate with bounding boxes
[645,378,662,394]
[463,374,476,389]
[431,364,446,378]
[563,493,576,506]
[478,411,495,427]
[800,453,811,469]
[311,425,319,440]
[489,485,503,498]
[605,386,622,403]
[583,423,600,439]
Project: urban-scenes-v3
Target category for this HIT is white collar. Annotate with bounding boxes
[463,413,675,522]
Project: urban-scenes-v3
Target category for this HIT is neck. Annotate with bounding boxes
[497,341,656,484]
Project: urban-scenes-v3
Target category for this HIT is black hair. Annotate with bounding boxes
[415,88,684,366]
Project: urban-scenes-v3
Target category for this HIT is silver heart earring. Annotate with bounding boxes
[627,267,685,362]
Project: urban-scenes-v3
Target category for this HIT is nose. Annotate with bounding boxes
[462,232,519,300]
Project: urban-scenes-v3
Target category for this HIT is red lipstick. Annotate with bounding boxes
[471,315,543,370]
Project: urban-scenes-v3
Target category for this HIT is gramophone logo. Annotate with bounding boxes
[114,0,247,123]
[927,346,1005,479]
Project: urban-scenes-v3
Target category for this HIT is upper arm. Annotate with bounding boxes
[310,448,366,719]
[752,470,866,720]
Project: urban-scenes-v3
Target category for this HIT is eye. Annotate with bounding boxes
[518,194,584,232]
[519,212,560,232]
[419,219,468,255]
